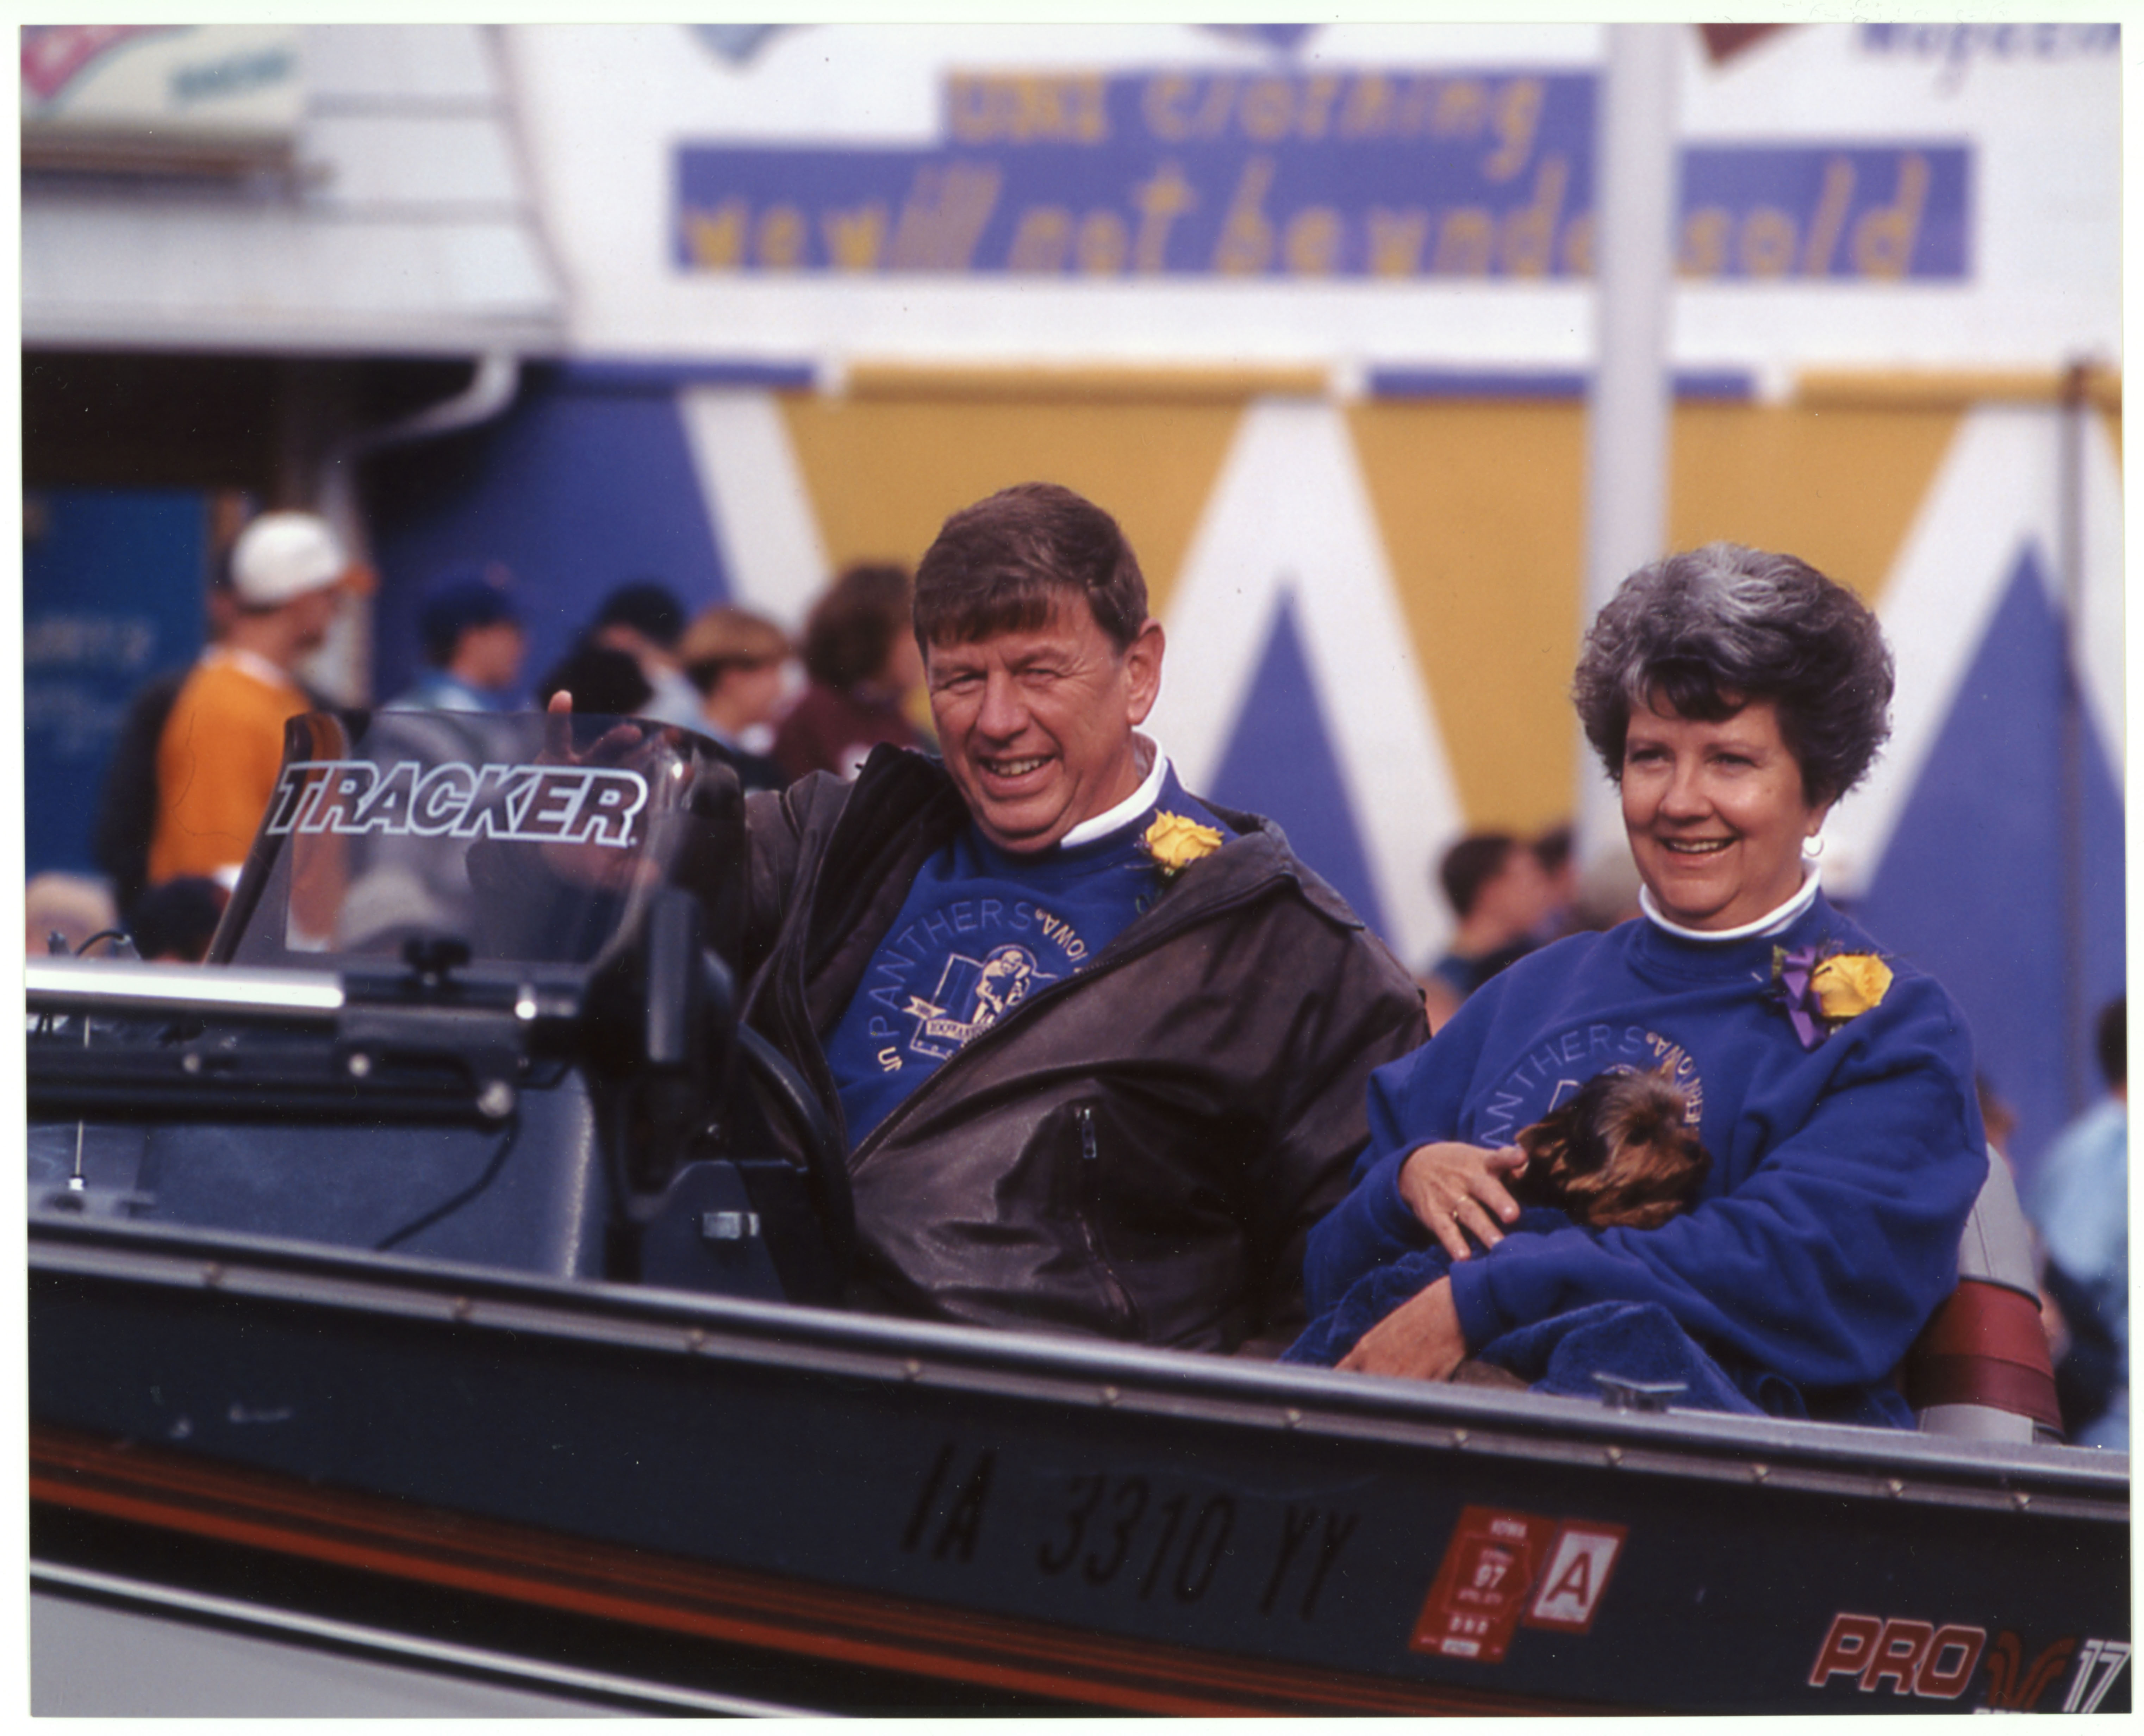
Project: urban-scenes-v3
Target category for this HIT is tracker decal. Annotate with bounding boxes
[264,759,649,848]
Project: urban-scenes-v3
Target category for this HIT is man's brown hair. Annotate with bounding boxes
[913,481,1148,653]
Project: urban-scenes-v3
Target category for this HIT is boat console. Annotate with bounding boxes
[27,708,849,1303]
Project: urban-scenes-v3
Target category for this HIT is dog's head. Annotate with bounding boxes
[1512,1065,1710,1231]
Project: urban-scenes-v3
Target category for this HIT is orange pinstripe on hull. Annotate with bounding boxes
[32,1423,1590,1716]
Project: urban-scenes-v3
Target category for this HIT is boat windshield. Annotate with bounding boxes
[213,708,742,970]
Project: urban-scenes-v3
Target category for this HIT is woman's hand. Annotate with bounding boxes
[1338,1278,1465,1380]
[1399,1140,1528,1261]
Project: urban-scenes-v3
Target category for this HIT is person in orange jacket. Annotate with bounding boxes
[148,511,367,888]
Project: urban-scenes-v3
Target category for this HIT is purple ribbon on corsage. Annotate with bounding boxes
[1775,945,1826,1049]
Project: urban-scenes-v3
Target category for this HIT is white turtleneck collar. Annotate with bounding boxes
[1058,732,1169,849]
[1640,861,1823,942]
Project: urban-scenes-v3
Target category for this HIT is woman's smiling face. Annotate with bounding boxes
[1620,692,1830,932]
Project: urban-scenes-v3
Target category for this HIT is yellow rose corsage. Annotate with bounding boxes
[1142,811,1223,881]
[1773,944,1894,1047]
[1810,954,1894,1022]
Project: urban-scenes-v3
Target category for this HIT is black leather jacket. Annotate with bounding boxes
[737,747,1426,1352]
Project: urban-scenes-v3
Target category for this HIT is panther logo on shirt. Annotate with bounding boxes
[1476,1023,1704,1144]
[902,944,1059,1060]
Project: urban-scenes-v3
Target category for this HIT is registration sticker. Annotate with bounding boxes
[1523,1522,1627,1633]
[1409,1506,1553,1662]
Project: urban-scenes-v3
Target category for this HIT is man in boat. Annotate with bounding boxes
[728,482,1426,1351]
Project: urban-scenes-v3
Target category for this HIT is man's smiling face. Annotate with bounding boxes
[925,593,1164,854]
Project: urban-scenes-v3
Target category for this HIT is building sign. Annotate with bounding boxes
[674,69,1969,282]
[23,24,303,169]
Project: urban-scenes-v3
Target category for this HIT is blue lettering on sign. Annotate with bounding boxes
[169,48,295,106]
[1861,20,2119,57]
[1858,20,2119,88]
[673,69,1970,281]
[1676,147,1965,281]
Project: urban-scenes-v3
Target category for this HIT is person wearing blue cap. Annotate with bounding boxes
[387,561,527,712]
[587,577,706,730]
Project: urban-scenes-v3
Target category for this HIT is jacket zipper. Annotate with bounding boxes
[1073,1103,1141,1338]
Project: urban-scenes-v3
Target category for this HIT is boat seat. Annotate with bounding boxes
[1902,1149,2063,1443]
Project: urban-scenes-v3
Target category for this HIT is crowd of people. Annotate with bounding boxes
[79,514,938,958]
[47,485,2125,1443]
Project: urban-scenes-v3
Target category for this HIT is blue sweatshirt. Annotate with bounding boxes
[1302,892,1987,1423]
[825,767,1230,1144]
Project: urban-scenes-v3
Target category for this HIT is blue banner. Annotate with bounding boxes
[24,489,208,877]
[673,69,1969,282]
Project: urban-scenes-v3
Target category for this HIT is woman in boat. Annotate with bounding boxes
[1297,543,1988,1426]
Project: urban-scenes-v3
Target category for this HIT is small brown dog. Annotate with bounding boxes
[1441,1066,1711,1392]
[1447,1066,1711,1390]
[1509,1064,1711,1231]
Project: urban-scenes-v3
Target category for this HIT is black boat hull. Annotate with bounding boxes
[30,1212,2130,1716]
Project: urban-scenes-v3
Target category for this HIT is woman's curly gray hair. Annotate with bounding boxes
[1572,543,1894,806]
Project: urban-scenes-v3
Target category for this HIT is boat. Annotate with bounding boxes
[27,710,2130,1716]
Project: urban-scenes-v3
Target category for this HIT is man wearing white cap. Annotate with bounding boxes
[148,511,367,888]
